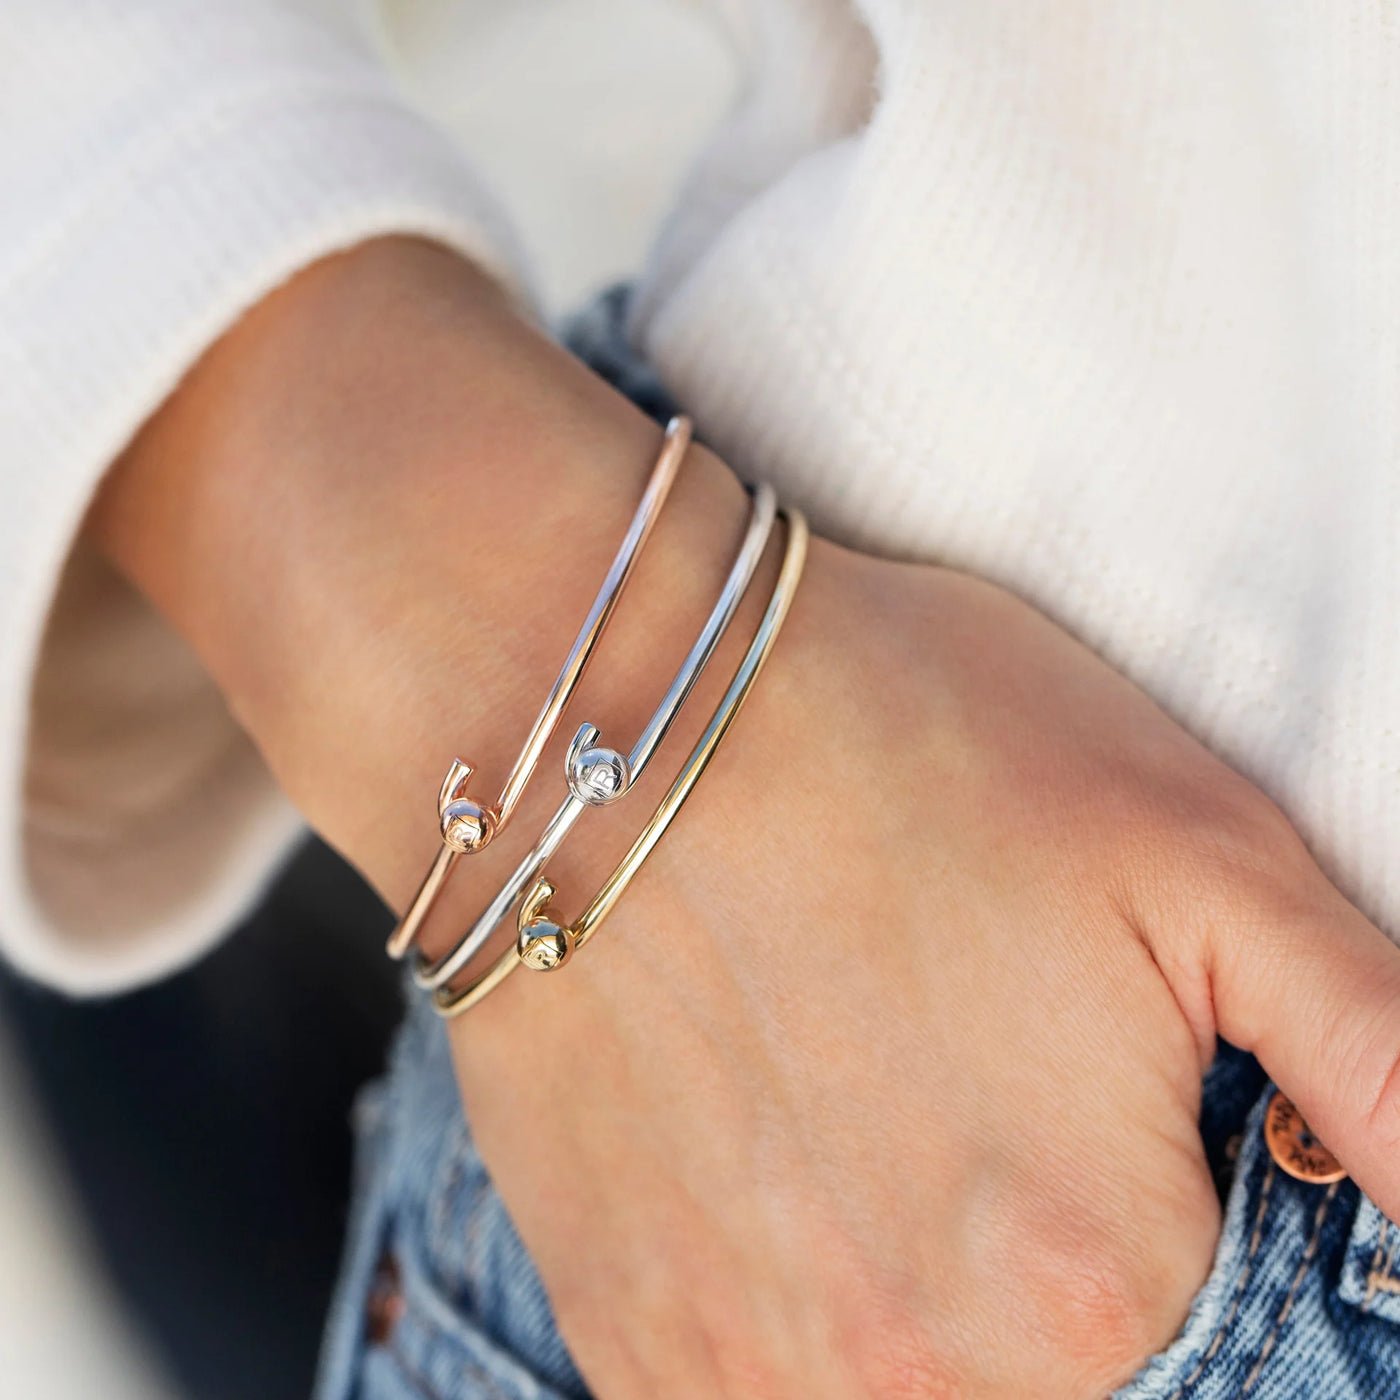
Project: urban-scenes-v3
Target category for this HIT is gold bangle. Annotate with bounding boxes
[433,506,808,1018]
[385,417,691,961]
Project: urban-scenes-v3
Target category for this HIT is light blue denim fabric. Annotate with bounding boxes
[313,291,1400,1399]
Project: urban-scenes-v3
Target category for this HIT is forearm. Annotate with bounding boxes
[89,236,754,939]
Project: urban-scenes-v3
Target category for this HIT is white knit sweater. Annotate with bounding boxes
[2,0,1396,993]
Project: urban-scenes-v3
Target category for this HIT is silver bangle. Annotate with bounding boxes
[385,416,691,962]
[414,481,779,993]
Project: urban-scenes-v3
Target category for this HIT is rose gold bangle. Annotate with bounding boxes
[384,416,691,962]
[433,506,808,1017]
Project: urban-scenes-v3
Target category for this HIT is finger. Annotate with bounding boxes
[1210,877,1400,1219]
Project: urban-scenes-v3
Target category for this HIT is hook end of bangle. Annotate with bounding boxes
[438,758,474,811]
[519,876,557,927]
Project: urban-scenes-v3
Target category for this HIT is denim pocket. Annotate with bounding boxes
[406,1107,584,1398]
[318,993,588,1400]
[353,1277,573,1400]
[1114,1075,1400,1400]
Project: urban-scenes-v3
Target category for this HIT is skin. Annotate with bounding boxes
[90,238,1400,1397]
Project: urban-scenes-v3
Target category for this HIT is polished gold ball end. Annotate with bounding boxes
[517,918,573,971]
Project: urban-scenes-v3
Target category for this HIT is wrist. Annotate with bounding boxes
[89,236,755,928]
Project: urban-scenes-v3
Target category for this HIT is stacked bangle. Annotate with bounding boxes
[434,506,808,1017]
[384,416,692,963]
[412,480,778,994]
[386,412,808,1017]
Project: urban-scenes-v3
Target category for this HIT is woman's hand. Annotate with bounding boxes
[452,539,1226,1397]
[449,535,1400,1398]
[92,238,1400,1397]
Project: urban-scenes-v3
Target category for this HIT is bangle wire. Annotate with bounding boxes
[434,506,808,1018]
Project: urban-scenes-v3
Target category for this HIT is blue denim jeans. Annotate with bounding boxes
[314,293,1400,1399]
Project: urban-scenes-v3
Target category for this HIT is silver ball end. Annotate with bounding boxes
[568,746,631,806]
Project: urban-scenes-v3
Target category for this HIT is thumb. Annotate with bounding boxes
[1211,874,1400,1219]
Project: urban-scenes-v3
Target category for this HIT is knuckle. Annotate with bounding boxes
[1178,780,1305,879]
[1125,764,1319,915]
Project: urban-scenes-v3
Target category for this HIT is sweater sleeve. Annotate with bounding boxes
[0,0,529,995]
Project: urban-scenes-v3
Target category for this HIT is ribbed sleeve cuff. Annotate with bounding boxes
[0,88,528,994]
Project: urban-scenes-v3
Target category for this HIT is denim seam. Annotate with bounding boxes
[1364,1220,1389,1307]
[1165,1160,1277,1400]
[1238,1182,1340,1394]
[384,1339,452,1400]
[428,1119,476,1291]
[384,1327,518,1400]
[1364,1219,1400,1304]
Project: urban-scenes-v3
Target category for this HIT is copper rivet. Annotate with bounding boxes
[366,1251,405,1345]
[1264,1091,1347,1185]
